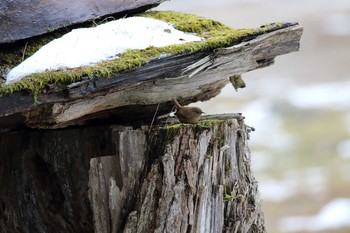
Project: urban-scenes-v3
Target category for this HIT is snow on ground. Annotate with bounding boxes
[240,98,296,151]
[283,167,329,197]
[322,12,350,36]
[6,17,203,84]
[286,80,350,110]
[279,198,350,232]
[337,139,350,159]
[258,167,329,202]
[258,178,296,202]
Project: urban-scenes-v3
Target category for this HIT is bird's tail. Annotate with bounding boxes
[172,98,182,109]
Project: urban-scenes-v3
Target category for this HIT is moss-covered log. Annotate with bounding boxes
[0,11,303,131]
[0,116,264,233]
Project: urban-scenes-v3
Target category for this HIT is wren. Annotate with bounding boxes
[172,98,204,124]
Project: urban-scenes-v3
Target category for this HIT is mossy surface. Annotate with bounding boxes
[161,119,224,130]
[159,119,224,145]
[0,11,286,95]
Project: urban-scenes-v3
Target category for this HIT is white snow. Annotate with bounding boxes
[241,98,296,151]
[286,80,350,110]
[258,178,296,202]
[6,17,203,84]
[337,139,350,159]
[279,198,350,232]
[322,13,350,36]
[258,167,329,202]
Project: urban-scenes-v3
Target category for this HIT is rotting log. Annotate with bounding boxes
[0,23,303,131]
[0,116,265,233]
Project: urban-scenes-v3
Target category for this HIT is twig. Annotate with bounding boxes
[243,200,263,233]
[149,103,160,131]
[233,221,240,233]
[22,42,28,61]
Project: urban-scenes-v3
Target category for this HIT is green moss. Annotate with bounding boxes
[158,123,181,145]
[224,185,236,201]
[160,119,225,142]
[161,119,223,131]
[0,11,287,95]
[198,119,224,126]
[162,123,182,130]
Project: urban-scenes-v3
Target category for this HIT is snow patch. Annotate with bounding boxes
[241,98,295,151]
[259,178,296,202]
[286,81,350,110]
[322,13,350,36]
[279,198,350,232]
[337,139,350,159]
[6,17,203,84]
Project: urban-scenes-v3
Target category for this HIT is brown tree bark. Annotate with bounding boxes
[0,116,265,233]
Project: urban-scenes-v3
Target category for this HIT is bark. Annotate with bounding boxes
[0,116,264,233]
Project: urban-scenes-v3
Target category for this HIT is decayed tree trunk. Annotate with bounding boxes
[0,116,264,233]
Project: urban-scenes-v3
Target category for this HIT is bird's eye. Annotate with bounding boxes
[194,109,202,114]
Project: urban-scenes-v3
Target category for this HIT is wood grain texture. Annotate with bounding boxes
[0,115,264,232]
[87,117,265,232]
[0,24,303,130]
[0,126,116,233]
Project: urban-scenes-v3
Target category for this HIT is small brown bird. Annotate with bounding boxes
[172,98,204,124]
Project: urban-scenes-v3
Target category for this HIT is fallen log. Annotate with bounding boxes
[0,15,303,131]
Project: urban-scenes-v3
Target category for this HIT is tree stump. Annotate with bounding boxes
[0,116,264,233]
[0,8,303,233]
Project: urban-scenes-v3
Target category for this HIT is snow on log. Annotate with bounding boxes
[0,21,303,131]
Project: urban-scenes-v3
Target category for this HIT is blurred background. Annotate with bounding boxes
[157,0,350,232]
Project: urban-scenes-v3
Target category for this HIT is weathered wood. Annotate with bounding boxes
[0,23,303,131]
[0,116,265,233]
[91,117,266,232]
[0,126,116,233]
[0,0,163,44]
